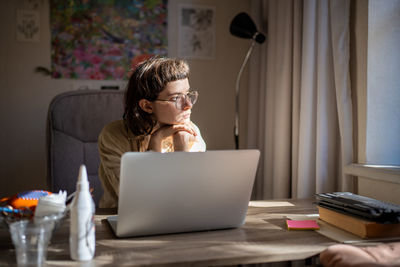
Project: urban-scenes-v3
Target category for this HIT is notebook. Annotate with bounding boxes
[107,149,260,238]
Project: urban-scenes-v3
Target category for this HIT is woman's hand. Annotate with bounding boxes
[172,130,196,151]
[148,123,197,152]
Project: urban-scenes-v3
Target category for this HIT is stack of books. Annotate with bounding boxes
[316,192,400,238]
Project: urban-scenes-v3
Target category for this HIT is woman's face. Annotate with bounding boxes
[150,78,193,125]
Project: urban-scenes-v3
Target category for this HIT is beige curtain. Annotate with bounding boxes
[247,0,354,199]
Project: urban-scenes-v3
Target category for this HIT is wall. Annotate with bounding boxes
[0,0,251,196]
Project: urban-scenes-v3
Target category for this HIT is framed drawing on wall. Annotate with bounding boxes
[178,4,216,60]
[16,9,40,42]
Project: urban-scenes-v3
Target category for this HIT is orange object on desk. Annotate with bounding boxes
[0,190,51,210]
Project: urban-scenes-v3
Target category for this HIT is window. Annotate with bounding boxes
[366,0,400,166]
[347,0,400,204]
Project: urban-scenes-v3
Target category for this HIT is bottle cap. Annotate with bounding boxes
[77,165,89,190]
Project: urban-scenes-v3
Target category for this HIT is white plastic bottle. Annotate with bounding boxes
[69,165,95,261]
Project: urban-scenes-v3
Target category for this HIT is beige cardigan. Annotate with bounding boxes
[97,120,206,208]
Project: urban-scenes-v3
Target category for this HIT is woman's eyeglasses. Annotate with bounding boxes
[154,91,198,110]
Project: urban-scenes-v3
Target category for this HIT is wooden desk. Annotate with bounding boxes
[0,199,335,266]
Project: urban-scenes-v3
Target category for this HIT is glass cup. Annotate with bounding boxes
[9,220,55,266]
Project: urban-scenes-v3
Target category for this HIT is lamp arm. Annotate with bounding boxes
[234,39,256,149]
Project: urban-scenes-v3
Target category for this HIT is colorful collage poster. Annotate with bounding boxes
[50,0,167,80]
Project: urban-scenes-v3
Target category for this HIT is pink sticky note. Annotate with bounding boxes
[286,219,320,230]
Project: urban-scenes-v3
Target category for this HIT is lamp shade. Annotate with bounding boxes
[229,12,265,44]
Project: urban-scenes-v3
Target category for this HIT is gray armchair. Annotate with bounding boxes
[46,90,124,206]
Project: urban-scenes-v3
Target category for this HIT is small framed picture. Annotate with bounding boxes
[16,9,40,42]
[178,4,216,60]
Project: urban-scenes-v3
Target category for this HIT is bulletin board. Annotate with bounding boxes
[50,0,168,80]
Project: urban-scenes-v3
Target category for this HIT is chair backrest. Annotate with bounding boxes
[47,89,125,206]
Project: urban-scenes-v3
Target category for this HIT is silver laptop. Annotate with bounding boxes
[107,149,260,237]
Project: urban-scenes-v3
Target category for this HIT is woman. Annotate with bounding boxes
[98,57,206,208]
[320,242,400,266]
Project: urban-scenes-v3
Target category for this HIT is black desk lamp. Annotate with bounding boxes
[229,12,266,149]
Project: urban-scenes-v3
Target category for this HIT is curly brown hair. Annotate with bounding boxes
[123,57,190,136]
